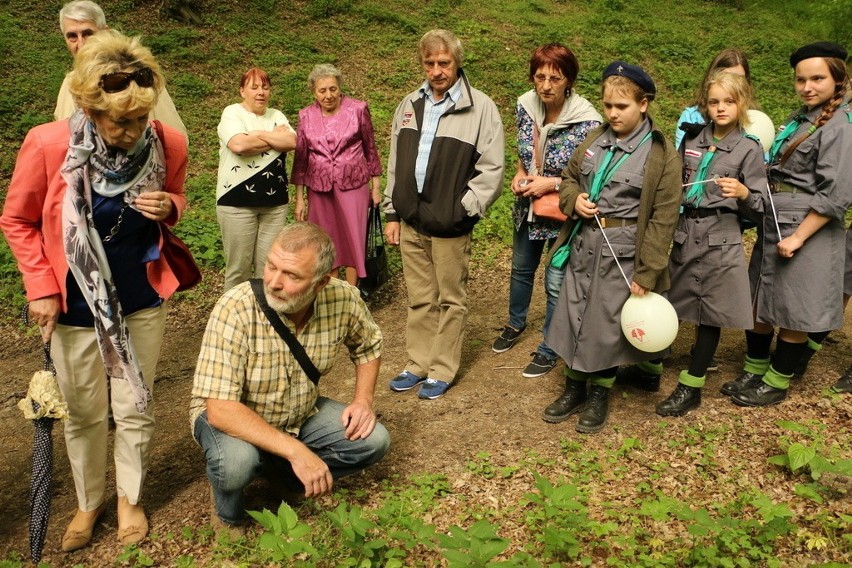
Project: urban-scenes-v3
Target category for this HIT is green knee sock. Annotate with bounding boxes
[637,360,663,376]
[763,365,792,390]
[678,369,705,388]
[566,368,590,382]
[806,338,823,353]
[743,355,770,375]
[589,374,616,388]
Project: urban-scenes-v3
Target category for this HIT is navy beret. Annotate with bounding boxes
[602,60,656,99]
[789,42,848,68]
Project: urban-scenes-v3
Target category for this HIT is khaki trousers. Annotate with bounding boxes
[217,204,288,290]
[51,304,167,511]
[400,221,472,382]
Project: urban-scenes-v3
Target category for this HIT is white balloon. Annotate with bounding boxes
[620,292,679,353]
[745,109,776,154]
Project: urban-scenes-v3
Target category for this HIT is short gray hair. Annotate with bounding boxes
[308,63,342,92]
[418,29,463,67]
[59,1,106,32]
[271,222,336,283]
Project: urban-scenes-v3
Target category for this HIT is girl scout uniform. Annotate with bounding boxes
[547,118,681,373]
[669,125,766,330]
[750,99,852,333]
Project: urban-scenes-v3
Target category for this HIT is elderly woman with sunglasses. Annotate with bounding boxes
[1,31,187,551]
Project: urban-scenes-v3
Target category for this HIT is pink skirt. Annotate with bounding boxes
[307,185,371,277]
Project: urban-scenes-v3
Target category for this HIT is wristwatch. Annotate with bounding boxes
[554,178,561,192]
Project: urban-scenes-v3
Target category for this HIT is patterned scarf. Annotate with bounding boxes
[60,110,166,412]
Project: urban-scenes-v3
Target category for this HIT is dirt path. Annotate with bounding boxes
[0,253,849,566]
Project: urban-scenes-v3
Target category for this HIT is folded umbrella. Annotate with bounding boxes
[19,307,68,563]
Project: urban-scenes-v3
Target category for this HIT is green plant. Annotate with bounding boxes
[0,551,25,568]
[768,419,852,501]
[324,501,392,567]
[436,519,511,567]
[521,475,593,564]
[115,544,155,567]
[248,502,317,562]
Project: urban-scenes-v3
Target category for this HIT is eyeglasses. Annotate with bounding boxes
[99,67,154,93]
[533,74,566,84]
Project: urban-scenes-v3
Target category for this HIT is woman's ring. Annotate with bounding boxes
[160,200,166,209]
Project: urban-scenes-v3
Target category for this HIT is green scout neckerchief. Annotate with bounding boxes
[551,131,653,269]
[684,145,717,206]
[768,115,815,164]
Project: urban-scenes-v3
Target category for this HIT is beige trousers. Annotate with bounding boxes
[400,221,472,382]
[217,204,288,290]
[51,304,167,511]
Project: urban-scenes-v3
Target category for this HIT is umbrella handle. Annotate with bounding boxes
[21,304,56,374]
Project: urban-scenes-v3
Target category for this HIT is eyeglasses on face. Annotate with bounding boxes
[99,67,155,93]
[533,74,566,84]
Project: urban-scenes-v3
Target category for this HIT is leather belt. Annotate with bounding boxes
[768,181,800,194]
[587,216,638,228]
[681,208,735,219]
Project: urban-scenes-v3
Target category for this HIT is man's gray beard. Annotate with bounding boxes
[264,285,316,315]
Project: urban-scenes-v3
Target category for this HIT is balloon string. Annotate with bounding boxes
[682,174,720,188]
[594,214,632,290]
[765,183,783,240]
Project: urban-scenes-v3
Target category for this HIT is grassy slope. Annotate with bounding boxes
[0,0,844,305]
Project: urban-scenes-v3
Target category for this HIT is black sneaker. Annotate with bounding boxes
[523,352,557,378]
[492,325,525,353]
[832,366,852,394]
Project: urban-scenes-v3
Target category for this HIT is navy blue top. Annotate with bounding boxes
[59,192,162,327]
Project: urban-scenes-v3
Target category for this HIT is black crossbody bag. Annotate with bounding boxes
[249,278,320,385]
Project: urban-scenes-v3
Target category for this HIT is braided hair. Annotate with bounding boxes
[780,57,851,163]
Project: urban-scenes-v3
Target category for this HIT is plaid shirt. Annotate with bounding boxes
[190,279,382,435]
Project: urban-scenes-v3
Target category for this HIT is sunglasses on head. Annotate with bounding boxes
[98,67,154,93]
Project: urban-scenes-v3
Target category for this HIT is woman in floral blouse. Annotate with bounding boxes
[491,43,601,378]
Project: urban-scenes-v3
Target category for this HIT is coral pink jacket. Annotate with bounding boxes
[291,96,382,192]
[0,120,188,309]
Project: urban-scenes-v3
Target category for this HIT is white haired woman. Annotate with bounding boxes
[291,64,382,286]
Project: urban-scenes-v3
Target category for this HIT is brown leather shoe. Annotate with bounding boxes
[209,487,246,540]
[61,503,107,552]
[117,496,149,546]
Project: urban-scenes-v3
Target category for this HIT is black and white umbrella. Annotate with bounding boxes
[19,306,68,563]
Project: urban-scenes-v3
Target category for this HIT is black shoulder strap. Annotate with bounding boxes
[249,278,320,385]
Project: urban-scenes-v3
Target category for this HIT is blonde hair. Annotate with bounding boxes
[602,75,649,103]
[69,29,163,116]
[703,71,753,128]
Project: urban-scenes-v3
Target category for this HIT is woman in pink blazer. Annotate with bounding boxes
[292,64,382,286]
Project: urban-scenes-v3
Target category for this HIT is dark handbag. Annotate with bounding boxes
[160,224,202,291]
[359,206,389,292]
[250,279,320,385]
[532,193,568,222]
